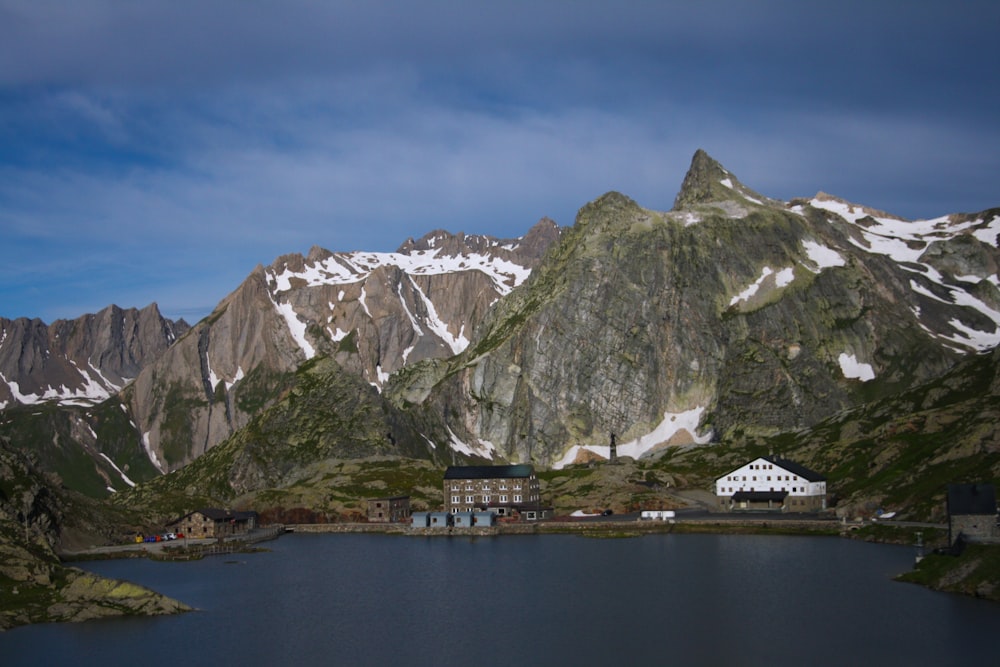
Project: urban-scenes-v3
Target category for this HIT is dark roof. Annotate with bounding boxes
[947,484,997,516]
[718,456,826,482]
[732,491,788,502]
[444,464,535,480]
[192,508,256,521]
[763,456,826,482]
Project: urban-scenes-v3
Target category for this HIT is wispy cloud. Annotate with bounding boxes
[1,1,998,322]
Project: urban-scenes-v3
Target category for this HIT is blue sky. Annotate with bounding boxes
[2,1,998,323]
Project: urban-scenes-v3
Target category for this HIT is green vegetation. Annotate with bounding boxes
[897,544,1000,601]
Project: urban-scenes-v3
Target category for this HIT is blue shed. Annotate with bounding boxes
[411,511,430,528]
[453,511,475,527]
[428,512,452,528]
[472,511,496,526]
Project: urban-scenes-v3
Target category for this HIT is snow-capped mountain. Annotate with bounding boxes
[393,150,1000,468]
[119,219,560,472]
[0,304,188,409]
[4,149,999,496]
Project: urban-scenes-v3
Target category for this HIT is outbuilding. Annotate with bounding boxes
[947,483,999,546]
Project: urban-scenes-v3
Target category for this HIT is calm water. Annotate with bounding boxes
[2,533,998,666]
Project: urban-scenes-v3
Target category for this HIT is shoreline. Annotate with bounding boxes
[60,515,947,562]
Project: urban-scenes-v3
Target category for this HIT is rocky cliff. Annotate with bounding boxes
[0,303,188,409]
[389,150,1000,467]
[121,220,560,472]
[6,151,999,493]
[0,437,190,630]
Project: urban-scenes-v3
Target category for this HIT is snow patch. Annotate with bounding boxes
[446,426,495,459]
[802,240,846,271]
[730,266,793,306]
[99,452,136,488]
[838,353,875,382]
[266,290,316,360]
[552,407,712,469]
[407,276,469,355]
[775,267,795,288]
[271,247,532,297]
[142,432,165,473]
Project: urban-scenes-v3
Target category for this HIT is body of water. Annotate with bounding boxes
[3,533,998,666]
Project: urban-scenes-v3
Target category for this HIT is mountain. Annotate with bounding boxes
[120,220,560,473]
[0,305,189,497]
[4,150,998,517]
[389,150,1000,468]
[0,304,188,409]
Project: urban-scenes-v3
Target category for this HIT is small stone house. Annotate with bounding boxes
[366,496,411,523]
[947,483,999,546]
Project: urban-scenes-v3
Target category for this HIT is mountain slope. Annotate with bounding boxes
[122,220,560,472]
[390,150,999,468]
[116,354,452,520]
[0,303,188,408]
[0,436,189,630]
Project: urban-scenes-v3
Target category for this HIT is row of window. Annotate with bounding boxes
[719,487,809,494]
[451,495,531,504]
[450,483,525,491]
[724,474,799,482]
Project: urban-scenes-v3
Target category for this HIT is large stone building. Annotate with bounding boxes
[715,456,827,512]
[169,508,258,538]
[444,464,541,518]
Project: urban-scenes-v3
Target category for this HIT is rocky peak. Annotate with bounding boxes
[672,149,771,210]
[0,304,188,408]
[514,217,562,264]
[575,192,643,233]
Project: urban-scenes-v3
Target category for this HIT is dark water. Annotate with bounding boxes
[3,533,998,666]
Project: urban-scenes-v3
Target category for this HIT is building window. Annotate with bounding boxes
[483,496,491,504]
[514,495,522,503]
[466,496,474,503]
[451,496,459,504]
[499,495,508,503]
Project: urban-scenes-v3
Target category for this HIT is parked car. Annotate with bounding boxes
[164,533,177,540]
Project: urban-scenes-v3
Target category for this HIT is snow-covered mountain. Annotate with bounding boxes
[0,304,188,409]
[804,193,1000,351]
[392,150,1000,468]
[4,150,999,494]
[120,219,561,472]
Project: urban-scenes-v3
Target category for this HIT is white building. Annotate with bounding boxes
[715,456,827,512]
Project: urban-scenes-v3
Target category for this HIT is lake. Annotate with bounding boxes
[2,533,998,666]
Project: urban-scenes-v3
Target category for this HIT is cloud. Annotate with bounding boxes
[1,1,998,322]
